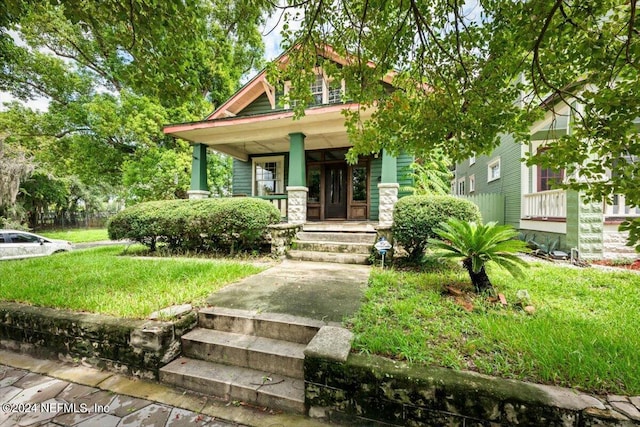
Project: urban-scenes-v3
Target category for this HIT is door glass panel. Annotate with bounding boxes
[352,166,367,201]
[330,169,344,203]
[308,167,321,203]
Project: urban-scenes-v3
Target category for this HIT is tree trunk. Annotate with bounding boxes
[463,259,494,294]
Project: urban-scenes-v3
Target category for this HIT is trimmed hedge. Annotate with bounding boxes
[393,195,482,260]
[107,198,281,253]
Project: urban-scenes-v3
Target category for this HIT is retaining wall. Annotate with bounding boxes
[0,302,196,379]
[305,352,640,426]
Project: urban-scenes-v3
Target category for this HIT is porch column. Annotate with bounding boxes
[188,143,210,199]
[287,132,308,224]
[378,149,399,226]
[566,191,604,260]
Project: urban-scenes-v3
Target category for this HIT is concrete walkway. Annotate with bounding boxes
[206,259,371,323]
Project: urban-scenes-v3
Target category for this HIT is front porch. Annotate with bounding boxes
[520,189,640,259]
[165,108,405,227]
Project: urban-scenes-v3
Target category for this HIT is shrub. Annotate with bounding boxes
[108,198,281,253]
[393,195,481,260]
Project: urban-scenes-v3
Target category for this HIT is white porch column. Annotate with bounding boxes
[378,183,399,227]
[287,186,308,224]
[187,190,211,199]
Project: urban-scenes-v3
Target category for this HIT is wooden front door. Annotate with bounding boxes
[324,164,348,219]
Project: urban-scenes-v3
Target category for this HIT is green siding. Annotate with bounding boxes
[369,152,413,221]
[455,134,522,228]
[232,158,252,195]
[236,93,275,116]
[397,153,414,199]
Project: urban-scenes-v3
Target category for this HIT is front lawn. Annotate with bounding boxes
[0,246,264,318]
[39,228,109,243]
[349,258,640,395]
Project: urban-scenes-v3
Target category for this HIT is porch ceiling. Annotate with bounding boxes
[164,104,372,161]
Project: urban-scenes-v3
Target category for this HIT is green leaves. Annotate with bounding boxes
[429,219,530,279]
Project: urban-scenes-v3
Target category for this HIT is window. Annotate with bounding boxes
[328,79,342,104]
[451,180,456,195]
[310,74,324,105]
[307,166,321,203]
[457,177,466,196]
[469,174,475,193]
[469,153,476,165]
[535,148,564,191]
[252,156,284,196]
[352,166,368,201]
[282,70,345,108]
[9,233,40,243]
[487,157,501,182]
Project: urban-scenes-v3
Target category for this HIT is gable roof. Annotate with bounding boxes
[207,44,395,121]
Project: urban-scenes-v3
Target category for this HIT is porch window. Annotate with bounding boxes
[538,166,564,191]
[252,156,284,196]
[488,157,501,182]
[535,148,564,191]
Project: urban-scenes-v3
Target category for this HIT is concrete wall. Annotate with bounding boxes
[0,302,196,380]
[306,353,640,426]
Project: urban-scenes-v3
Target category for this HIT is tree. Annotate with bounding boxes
[0,134,35,222]
[429,219,530,294]
[1,0,264,217]
[276,0,640,248]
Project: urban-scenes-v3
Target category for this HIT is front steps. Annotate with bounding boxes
[160,307,324,414]
[287,223,377,265]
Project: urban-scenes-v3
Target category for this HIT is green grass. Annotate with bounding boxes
[39,228,109,243]
[0,245,264,318]
[349,258,640,395]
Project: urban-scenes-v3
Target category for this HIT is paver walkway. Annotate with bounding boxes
[0,364,242,427]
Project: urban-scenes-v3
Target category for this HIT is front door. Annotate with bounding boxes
[324,164,347,219]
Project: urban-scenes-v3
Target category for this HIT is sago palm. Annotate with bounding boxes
[428,219,530,294]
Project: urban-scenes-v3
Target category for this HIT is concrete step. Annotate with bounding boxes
[198,307,323,345]
[182,328,306,379]
[160,357,305,414]
[296,231,377,244]
[286,249,370,265]
[302,222,376,233]
[293,240,373,254]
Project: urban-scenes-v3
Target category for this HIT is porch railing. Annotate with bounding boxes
[259,194,288,218]
[522,189,566,219]
[604,194,640,219]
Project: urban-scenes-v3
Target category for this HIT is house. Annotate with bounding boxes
[453,102,639,260]
[163,46,412,227]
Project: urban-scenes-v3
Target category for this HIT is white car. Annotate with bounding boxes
[0,230,73,260]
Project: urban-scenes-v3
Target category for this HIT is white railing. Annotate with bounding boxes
[604,194,640,218]
[522,189,567,219]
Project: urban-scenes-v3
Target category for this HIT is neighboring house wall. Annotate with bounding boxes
[454,134,522,229]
